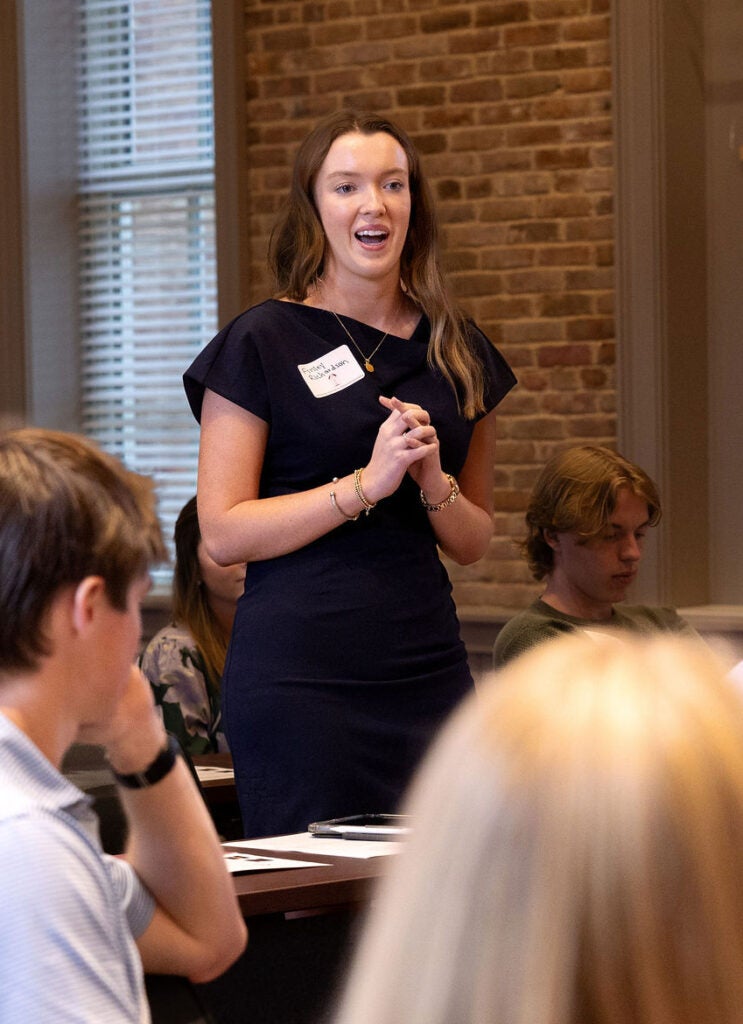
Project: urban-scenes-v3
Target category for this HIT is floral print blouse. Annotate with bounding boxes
[139,622,229,756]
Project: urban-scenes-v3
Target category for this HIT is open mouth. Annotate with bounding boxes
[355,229,388,246]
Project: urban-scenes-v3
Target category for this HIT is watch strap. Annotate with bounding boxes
[111,734,180,789]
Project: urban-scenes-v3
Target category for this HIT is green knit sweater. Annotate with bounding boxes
[493,598,697,667]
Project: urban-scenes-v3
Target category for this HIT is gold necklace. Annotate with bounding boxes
[331,311,390,373]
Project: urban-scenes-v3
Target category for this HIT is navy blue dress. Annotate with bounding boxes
[184,300,516,837]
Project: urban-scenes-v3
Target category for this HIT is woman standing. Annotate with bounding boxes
[184,109,516,838]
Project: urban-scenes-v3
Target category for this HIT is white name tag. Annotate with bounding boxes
[297,344,364,398]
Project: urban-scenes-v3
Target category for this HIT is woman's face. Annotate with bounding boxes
[313,130,412,289]
[197,541,246,607]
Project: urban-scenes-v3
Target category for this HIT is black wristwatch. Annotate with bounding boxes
[111,734,180,789]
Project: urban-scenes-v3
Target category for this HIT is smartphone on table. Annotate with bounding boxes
[308,813,411,841]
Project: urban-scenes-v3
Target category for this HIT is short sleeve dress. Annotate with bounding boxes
[184,299,516,838]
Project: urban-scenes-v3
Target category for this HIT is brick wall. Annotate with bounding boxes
[241,0,614,613]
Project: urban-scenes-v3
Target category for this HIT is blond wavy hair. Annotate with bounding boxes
[335,632,743,1024]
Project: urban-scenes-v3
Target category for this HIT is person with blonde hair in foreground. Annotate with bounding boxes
[334,631,743,1024]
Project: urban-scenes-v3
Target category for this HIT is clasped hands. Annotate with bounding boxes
[362,394,448,503]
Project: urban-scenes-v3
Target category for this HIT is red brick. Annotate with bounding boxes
[535,146,592,169]
[563,15,611,40]
[449,28,503,55]
[532,0,590,15]
[482,248,535,270]
[506,269,566,293]
[315,68,365,93]
[540,293,593,317]
[536,194,593,217]
[420,57,477,82]
[531,94,608,120]
[598,391,617,413]
[510,417,567,440]
[420,8,472,32]
[565,317,615,340]
[506,221,561,244]
[543,391,598,414]
[464,176,494,199]
[481,197,535,222]
[565,268,613,289]
[450,272,503,297]
[580,367,609,388]
[598,341,616,364]
[497,342,540,366]
[478,295,535,319]
[504,24,561,47]
[396,85,447,107]
[565,216,614,241]
[563,118,613,143]
[450,79,504,103]
[243,0,621,610]
[534,47,590,71]
[496,440,540,463]
[475,3,530,28]
[413,132,449,154]
[481,150,534,172]
[423,106,478,129]
[537,244,593,266]
[538,344,592,367]
[566,414,616,437]
[478,50,532,75]
[505,124,564,147]
[366,15,418,39]
[499,391,541,415]
[262,27,312,51]
[392,35,448,59]
[337,41,393,64]
[505,74,562,100]
[517,368,552,389]
[563,68,612,93]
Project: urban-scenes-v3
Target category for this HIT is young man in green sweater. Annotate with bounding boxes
[494,446,696,666]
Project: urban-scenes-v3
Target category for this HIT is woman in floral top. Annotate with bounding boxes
[140,497,246,755]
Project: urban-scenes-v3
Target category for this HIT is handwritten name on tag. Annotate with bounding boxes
[298,344,364,398]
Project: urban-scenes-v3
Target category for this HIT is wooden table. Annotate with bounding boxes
[191,754,389,917]
[190,753,243,839]
[199,838,392,1024]
[188,754,394,1022]
[225,841,387,918]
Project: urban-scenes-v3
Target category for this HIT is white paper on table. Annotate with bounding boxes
[226,831,403,859]
[222,850,327,874]
[195,765,235,783]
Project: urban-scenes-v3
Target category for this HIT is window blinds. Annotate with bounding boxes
[76,0,215,581]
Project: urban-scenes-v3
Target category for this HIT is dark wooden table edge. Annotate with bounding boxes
[222,843,388,918]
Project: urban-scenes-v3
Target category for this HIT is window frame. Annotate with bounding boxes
[5,0,248,589]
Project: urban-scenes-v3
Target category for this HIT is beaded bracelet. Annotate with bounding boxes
[421,473,460,512]
[330,478,360,521]
[354,467,377,515]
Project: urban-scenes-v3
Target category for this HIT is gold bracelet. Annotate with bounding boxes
[421,474,460,512]
[330,479,360,521]
[354,467,377,515]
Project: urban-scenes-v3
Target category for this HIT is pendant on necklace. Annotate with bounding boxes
[365,361,375,373]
